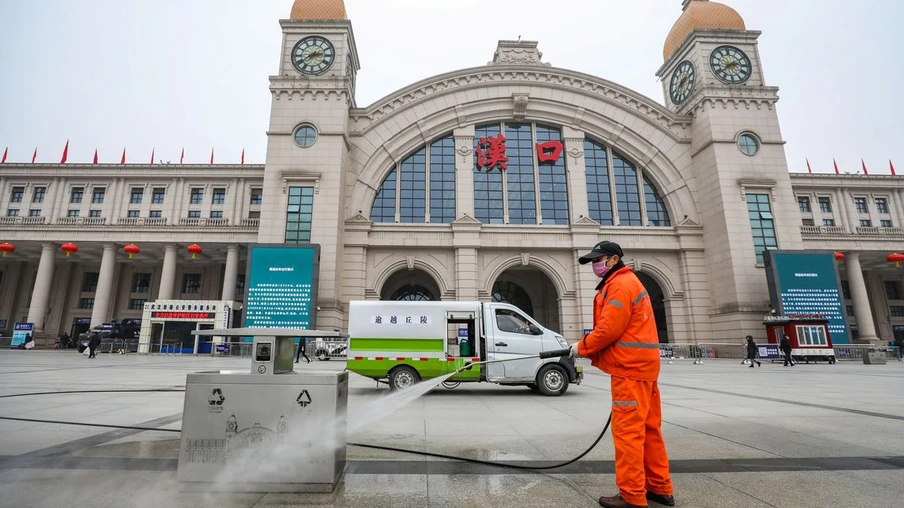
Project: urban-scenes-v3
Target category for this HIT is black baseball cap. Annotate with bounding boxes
[578,241,624,265]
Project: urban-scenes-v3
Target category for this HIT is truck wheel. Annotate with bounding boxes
[389,365,420,391]
[536,364,568,396]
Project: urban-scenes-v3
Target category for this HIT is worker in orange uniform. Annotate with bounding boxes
[570,241,675,508]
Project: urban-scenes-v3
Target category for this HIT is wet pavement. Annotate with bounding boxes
[1,350,903,507]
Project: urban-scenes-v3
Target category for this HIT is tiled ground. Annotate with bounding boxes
[1,350,903,507]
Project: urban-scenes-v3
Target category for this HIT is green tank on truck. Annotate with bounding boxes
[346,300,582,396]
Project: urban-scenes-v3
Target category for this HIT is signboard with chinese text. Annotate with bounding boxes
[151,312,216,320]
[764,251,850,344]
[244,245,319,331]
[11,323,33,348]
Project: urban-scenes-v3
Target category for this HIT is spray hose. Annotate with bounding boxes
[350,412,611,471]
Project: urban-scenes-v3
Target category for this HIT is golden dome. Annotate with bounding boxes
[663,0,746,61]
[290,0,347,20]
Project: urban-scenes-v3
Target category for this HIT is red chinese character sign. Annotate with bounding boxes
[536,140,563,164]
[476,134,509,172]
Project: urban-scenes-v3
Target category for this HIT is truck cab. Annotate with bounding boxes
[347,301,582,396]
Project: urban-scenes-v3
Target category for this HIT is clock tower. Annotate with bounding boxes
[656,0,803,337]
[258,0,360,329]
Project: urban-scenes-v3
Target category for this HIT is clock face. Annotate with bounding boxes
[292,36,335,75]
[669,61,696,105]
[710,45,752,84]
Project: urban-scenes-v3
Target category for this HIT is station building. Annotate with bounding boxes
[1,0,903,347]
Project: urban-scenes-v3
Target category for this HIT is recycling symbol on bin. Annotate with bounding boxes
[209,388,226,407]
[296,390,312,408]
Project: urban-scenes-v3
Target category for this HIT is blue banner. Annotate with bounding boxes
[765,251,850,344]
[244,245,320,331]
[11,323,34,348]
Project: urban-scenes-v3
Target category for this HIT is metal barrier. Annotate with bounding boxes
[660,342,770,364]
[98,338,140,354]
[302,339,348,361]
[211,342,254,358]
[832,344,897,361]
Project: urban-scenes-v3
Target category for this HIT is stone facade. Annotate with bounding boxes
[2,5,903,347]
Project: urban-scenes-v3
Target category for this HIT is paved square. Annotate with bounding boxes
[0,351,902,507]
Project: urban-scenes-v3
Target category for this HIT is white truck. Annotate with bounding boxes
[346,300,582,396]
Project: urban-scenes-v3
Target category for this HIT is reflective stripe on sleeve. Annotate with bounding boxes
[618,342,661,349]
[609,300,624,309]
[633,291,649,306]
[612,400,637,407]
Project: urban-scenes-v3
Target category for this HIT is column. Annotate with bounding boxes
[90,245,117,328]
[27,243,57,330]
[158,245,178,300]
[845,252,879,343]
[221,245,239,301]
[453,126,476,219]
[562,126,589,222]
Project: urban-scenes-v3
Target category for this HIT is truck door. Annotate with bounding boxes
[487,305,545,382]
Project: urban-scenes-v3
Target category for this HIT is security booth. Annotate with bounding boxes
[138,300,239,355]
[179,328,349,493]
[763,314,836,364]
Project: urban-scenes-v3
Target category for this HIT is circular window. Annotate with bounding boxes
[738,133,760,156]
[293,125,318,148]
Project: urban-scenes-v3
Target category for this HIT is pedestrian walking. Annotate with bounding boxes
[745,336,762,367]
[780,334,794,367]
[894,335,904,362]
[571,241,675,508]
[87,332,102,359]
[59,332,71,350]
[295,337,311,364]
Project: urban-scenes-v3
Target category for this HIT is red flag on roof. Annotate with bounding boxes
[241,148,245,165]
[833,159,840,175]
[891,160,897,176]
[806,158,812,174]
[120,148,126,165]
[1,147,7,164]
[32,147,37,164]
[150,148,155,165]
[210,148,214,165]
[93,149,98,164]
[60,139,69,164]
[861,159,868,175]
[180,148,185,165]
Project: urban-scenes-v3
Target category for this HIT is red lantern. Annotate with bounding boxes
[61,243,79,257]
[834,252,845,262]
[123,244,141,259]
[888,253,904,268]
[0,242,15,257]
[187,244,203,259]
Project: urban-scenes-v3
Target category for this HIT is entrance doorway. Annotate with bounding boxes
[163,321,197,354]
[636,272,669,343]
[492,267,559,332]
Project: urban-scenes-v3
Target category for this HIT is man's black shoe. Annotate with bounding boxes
[646,492,676,506]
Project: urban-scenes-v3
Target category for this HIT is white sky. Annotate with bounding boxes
[0,0,901,175]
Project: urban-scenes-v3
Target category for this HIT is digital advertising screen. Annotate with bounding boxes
[764,251,850,344]
[244,245,320,331]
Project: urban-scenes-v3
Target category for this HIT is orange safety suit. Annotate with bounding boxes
[577,266,673,506]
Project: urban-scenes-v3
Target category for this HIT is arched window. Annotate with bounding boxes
[390,284,436,301]
[491,281,534,317]
[370,134,456,223]
[585,141,613,225]
[584,139,671,227]
[473,122,570,225]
